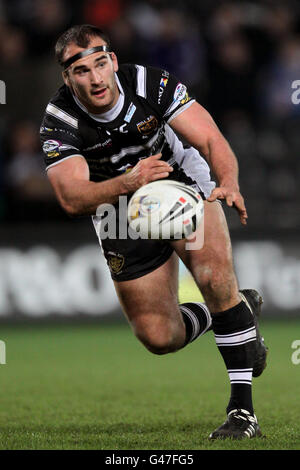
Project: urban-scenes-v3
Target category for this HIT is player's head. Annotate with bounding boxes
[55,24,119,113]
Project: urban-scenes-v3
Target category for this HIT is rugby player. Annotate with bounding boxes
[40,24,268,440]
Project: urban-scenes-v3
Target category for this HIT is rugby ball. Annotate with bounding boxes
[127,180,204,239]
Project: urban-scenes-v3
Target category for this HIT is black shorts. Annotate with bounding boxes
[100,236,174,282]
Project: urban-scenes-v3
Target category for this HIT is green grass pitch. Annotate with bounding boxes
[0,319,299,450]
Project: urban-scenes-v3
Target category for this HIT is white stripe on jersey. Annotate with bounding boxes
[135,65,147,98]
[166,99,195,124]
[46,103,78,129]
[110,128,161,164]
[164,97,195,120]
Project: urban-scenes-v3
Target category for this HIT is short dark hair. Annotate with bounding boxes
[55,24,111,66]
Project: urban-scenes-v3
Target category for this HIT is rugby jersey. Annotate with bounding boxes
[40,64,214,197]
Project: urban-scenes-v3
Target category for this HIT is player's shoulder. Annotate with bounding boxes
[117,63,169,96]
[118,63,166,78]
[42,84,80,131]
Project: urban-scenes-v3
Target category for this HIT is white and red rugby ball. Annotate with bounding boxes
[127,180,204,239]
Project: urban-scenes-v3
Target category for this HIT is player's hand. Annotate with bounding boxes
[207,185,248,225]
[123,153,173,192]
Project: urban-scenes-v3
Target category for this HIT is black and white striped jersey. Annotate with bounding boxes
[40,64,215,198]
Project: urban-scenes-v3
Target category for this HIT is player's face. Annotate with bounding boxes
[62,37,119,114]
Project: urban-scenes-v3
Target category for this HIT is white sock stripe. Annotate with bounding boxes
[195,302,212,332]
[216,337,257,347]
[228,370,253,382]
[180,306,199,342]
[214,327,256,346]
[214,326,256,339]
[227,368,253,373]
[229,380,252,385]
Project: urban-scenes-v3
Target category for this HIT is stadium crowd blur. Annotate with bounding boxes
[1,0,300,233]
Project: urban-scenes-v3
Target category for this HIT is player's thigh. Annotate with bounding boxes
[171,201,233,267]
[171,200,239,306]
[113,252,183,339]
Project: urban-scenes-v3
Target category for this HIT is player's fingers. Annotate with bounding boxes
[150,172,170,181]
[207,188,224,202]
[232,194,245,212]
[232,196,248,225]
[151,160,173,169]
[148,153,162,160]
[238,208,248,225]
[152,167,173,176]
[226,195,233,207]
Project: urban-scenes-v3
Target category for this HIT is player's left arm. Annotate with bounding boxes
[169,101,248,225]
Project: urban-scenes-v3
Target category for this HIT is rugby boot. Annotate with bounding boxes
[209,409,262,440]
[239,289,268,377]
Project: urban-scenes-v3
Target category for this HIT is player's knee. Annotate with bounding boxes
[145,337,177,355]
[133,316,182,355]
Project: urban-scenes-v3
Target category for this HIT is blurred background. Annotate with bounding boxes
[0,0,300,320]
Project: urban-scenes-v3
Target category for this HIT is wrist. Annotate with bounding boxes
[118,173,131,195]
[219,178,239,191]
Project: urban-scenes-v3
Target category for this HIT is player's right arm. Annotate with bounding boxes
[47,153,172,216]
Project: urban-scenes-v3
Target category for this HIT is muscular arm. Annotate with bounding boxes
[47,154,172,217]
[170,102,247,225]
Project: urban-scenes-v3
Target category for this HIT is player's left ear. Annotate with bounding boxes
[110,52,119,72]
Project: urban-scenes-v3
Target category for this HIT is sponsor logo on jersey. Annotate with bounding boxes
[136,116,158,135]
[124,102,136,123]
[42,139,62,158]
[107,252,125,274]
[83,138,112,152]
[40,126,54,133]
[116,164,134,173]
[173,83,187,102]
[158,76,169,104]
[180,91,190,105]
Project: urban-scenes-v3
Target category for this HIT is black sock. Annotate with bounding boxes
[180,302,212,346]
[211,300,256,415]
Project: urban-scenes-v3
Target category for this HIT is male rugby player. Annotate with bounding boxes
[40,24,268,439]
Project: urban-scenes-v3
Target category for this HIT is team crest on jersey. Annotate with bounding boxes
[107,252,125,274]
[42,139,61,158]
[136,116,158,135]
